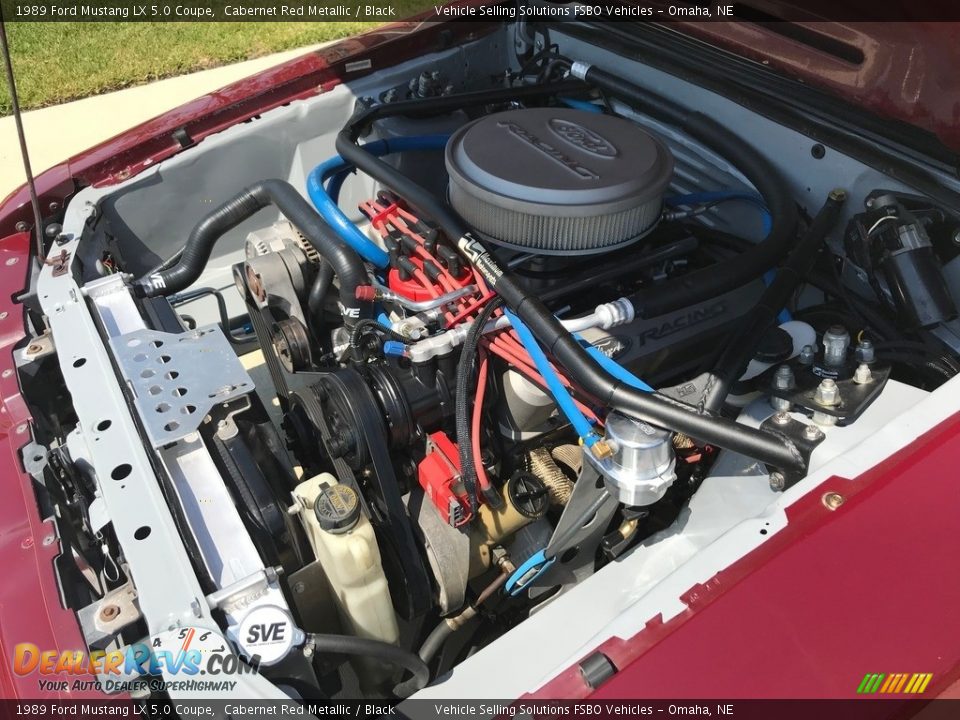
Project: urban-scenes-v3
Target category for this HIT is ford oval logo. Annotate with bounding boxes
[549,118,618,158]
[591,335,630,360]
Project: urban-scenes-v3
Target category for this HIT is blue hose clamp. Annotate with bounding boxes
[505,550,555,597]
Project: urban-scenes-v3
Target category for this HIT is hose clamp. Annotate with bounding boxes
[570,61,592,81]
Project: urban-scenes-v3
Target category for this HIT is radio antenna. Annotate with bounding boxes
[0,19,45,262]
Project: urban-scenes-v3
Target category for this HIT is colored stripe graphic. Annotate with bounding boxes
[857,672,932,694]
[858,673,885,693]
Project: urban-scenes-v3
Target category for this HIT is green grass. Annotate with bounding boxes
[1,13,430,115]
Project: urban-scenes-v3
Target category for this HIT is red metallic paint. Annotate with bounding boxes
[526,411,960,700]
[677,21,960,152]
[0,233,105,699]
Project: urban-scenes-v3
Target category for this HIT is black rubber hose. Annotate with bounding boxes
[878,351,956,386]
[804,269,899,341]
[496,271,804,471]
[344,79,584,139]
[414,569,510,679]
[539,237,697,303]
[307,258,334,335]
[454,297,504,513]
[701,189,847,411]
[576,64,799,318]
[335,90,806,472]
[305,633,429,698]
[135,180,370,325]
[143,246,184,278]
[874,341,960,374]
[417,622,455,667]
[349,319,412,348]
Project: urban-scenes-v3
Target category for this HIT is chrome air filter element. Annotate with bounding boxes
[445,108,673,255]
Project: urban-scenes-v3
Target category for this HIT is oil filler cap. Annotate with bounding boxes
[315,483,361,534]
[508,473,549,519]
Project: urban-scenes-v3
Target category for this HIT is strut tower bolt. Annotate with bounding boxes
[854,363,873,384]
[771,411,790,425]
[823,325,850,367]
[770,365,795,412]
[812,379,841,427]
[804,424,823,441]
[855,338,875,364]
[769,472,786,491]
[814,378,839,406]
[798,345,815,365]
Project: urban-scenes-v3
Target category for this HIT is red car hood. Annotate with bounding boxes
[673,17,960,152]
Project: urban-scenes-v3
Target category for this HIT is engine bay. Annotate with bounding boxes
[14,23,960,701]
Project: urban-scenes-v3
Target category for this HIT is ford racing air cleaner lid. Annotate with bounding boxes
[445,107,674,255]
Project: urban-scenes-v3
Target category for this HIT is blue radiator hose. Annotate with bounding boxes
[306,135,451,268]
[503,309,599,449]
[559,97,603,113]
[579,338,655,392]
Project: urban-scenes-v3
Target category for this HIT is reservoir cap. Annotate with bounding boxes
[315,482,361,534]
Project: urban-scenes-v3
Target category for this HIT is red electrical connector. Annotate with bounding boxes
[355,285,377,302]
[417,431,473,528]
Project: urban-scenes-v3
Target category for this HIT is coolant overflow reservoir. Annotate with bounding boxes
[294,474,399,685]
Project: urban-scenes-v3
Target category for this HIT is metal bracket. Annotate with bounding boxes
[760,412,826,489]
[767,361,891,426]
[77,582,141,650]
[109,325,254,447]
[531,463,620,599]
[18,333,56,364]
